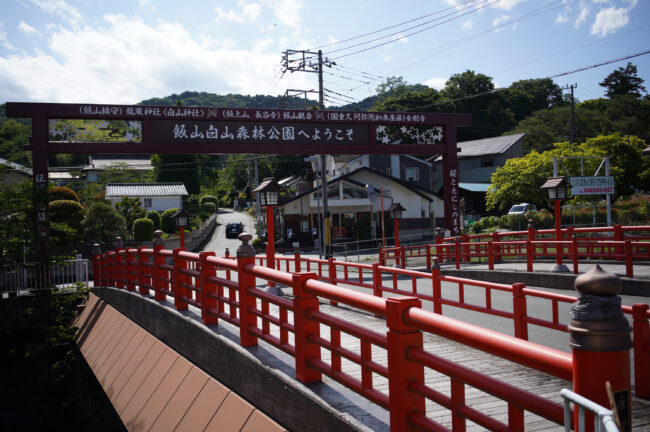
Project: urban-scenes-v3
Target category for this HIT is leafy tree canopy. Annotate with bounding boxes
[486,134,649,212]
[83,202,127,243]
[599,62,646,98]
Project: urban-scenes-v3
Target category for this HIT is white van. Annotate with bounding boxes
[508,203,537,215]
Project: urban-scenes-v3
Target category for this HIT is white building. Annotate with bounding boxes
[105,183,188,212]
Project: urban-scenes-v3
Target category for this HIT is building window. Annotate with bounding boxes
[144,198,152,208]
[405,167,419,181]
[481,158,494,168]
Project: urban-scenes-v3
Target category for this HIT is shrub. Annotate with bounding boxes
[185,195,200,214]
[49,200,84,232]
[252,236,264,251]
[49,186,79,202]
[161,208,179,233]
[83,202,127,243]
[200,195,219,208]
[200,201,216,214]
[146,210,161,230]
[133,218,154,242]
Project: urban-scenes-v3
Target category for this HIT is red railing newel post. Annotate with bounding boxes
[451,379,466,431]
[125,249,136,291]
[431,261,442,314]
[137,246,148,295]
[526,240,533,272]
[153,246,165,301]
[488,241,494,270]
[328,258,338,307]
[512,283,529,340]
[173,248,189,310]
[114,237,125,288]
[625,240,633,277]
[379,247,385,266]
[454,237,461,270]
[372,263,383,317]
[199,251,218,325]
[237,237,258,347]
[569,229,578,275]
[400,246,406,268]
[632,303,650,398]
[492,231,502,262]
[107,252,116,287]
[386,296,425,432]
[614,224,624,261]
[292,272,322,383]
[425,244,432,271]
[294,248,301,273]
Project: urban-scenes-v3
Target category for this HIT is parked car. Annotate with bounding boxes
[225,222,244,238]
[508,203,537,215]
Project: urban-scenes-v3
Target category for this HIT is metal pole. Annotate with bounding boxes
[605,157,612,226]
[318,50,331,259]
[254,158,260,221]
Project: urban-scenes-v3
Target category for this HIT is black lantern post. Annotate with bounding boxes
[541,176,570,272]
[387,203,406,247]
[253,177,281,274]
[172,208,189,249]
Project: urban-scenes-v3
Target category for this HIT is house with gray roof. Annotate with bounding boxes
[429,133,525,216]
[105,183,188,212]
[0,157,32,183]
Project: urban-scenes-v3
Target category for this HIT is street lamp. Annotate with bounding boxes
[172,208,189,249]
[541,176,570,272]
[253,177,281,278]
[387,203,406,247]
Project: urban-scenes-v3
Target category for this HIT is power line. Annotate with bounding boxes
[329,0,501,61]
[308,0,481,51]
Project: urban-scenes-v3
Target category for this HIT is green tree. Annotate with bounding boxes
[0,175,33,261]
[504,78,564,123]
[151,154,200,194]
[0,119,31,166]
[49,200,84,245]
[599,62,646,98]
[161,208,179,234]
[487,134,650,211]
[83,202,127,243]
[133,218,154,242]
[115,197,147,232]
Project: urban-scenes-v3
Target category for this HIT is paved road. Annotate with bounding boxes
[202,208,257,257]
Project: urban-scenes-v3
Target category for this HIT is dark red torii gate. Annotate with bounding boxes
[6,102,471,254]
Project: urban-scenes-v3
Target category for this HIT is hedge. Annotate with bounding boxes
[49,186,79,202]
[200,202,217,214]
[133,218,155,242]
[199,195,219,207]
[161,208,179,234]
[146,210,161,230]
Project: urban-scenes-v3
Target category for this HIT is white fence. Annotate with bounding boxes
[0,258,89,297]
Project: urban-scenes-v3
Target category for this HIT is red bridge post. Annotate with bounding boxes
[237,233,258,347]
[632,303,650,398]
[153,230,166,301]
[292,272,322,383]
[386,296,425,432]
[199,251,218,325]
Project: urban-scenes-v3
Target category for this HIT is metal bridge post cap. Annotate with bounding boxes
[431,257,440,270]
[574,264,621,297]
[114,236,124,249]
[569,265,631,351]
[237,232,255,257]
[153,230,164,247]
[527,219,535,229]
[92,243,102,255]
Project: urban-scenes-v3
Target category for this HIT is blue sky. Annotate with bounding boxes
[0,0,648,106]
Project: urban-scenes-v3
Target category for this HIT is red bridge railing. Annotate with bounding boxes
[379,224,650,277]
[93,241,649,431]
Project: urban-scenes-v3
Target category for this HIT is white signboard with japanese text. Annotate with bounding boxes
[570,176,614,195]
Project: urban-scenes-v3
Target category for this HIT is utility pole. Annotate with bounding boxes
[561,83,577,145]
[282,49,335,258]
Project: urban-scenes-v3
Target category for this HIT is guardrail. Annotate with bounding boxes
[378,225,650,277]
[93,240,648,430]
[1,258,89,296]
[561,389,619,432]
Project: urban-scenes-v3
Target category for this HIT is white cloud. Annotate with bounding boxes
[18,21,39,35]
[492,15,511,31]
[29,0,84,28]
[0,14,313,103]
[261,0,305,28]
[555,13,569,24]
[590,6,629,36]
[462,19,473,30]
[574,6,589,27]
[425,77,446,90]
[392,33,408,43]
[491,0,526,11]
[215,2,262,24]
